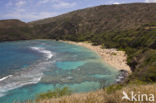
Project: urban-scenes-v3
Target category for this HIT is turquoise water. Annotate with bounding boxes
[56,61,86,70]
[0,40,119,103]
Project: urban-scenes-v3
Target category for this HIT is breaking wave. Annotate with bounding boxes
[0,46,55,97]
[30,47,53,60]
[0,75,13,82]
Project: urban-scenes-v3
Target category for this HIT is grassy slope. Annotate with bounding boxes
[27,83,156,103]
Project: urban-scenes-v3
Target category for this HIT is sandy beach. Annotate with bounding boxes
[63,41,132,74]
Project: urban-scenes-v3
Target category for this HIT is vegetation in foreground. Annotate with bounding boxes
[36,87,71,101]
[25,83,156,103]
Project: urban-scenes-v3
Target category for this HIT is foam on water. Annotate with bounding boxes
[0,75,13,82]
[0,40,119,103]
[0,47,55,97]
[30,47,53,60]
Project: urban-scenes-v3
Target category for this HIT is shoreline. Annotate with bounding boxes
[62,41,132,74]
[1,39,131,74]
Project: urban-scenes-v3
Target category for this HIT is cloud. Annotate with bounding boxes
[106,1,123,5]
[52,1,76,9]
[38,0,58,5]
[37,0,76,9]
[3,0,76,21]
[38,0,51,4]
[113,2,120,5]
[15,0,26,7]
[3,0,58,21]
[38,0,77,9]
[3,11,58,21]
[145,0,156,2]
[6,0,27,8]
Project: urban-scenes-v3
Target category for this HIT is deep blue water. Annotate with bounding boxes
[0,40,119,103]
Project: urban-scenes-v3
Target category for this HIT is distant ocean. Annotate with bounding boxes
[0,40,119,103]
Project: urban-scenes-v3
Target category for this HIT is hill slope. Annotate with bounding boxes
[30,3,156,39]
[0,19,34,41]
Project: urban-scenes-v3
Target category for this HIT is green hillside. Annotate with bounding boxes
[0,19,34,41]
[30,3,156,40]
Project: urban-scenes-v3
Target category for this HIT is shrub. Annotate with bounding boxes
[105,84,123,94]
[36,87,72,101]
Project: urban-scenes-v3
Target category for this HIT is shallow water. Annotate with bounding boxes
[0,40,119,103]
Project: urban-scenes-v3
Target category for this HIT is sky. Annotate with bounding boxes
[0,0,156,22]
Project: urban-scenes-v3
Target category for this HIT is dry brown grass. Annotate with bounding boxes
[25,84,156,103]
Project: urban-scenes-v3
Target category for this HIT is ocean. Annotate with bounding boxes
[0,40,119,103]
